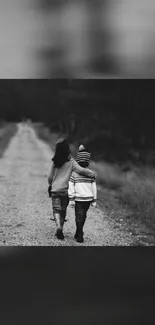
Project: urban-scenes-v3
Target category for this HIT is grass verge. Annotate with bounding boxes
[92,161,155,245]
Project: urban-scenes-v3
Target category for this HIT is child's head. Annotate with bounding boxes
[52,138,71,168]
[76,145,91,168]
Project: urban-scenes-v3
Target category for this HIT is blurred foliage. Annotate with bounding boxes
[0,80,155,165]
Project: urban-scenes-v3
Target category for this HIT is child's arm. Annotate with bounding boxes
[72,159,96,179]
[48,161,55,185]
[91,181,97,207]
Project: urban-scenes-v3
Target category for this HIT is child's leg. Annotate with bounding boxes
[75,201,91,242]
[75,202,85,242]
[51,195,64,240]
[60,195,69,227]
[82,201,91,227]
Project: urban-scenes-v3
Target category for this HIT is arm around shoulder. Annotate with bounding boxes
[72,159,96,178]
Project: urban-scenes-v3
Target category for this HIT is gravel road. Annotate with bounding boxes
[0,123,134,246]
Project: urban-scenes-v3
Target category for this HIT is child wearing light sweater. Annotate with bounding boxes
[68,145,97,243]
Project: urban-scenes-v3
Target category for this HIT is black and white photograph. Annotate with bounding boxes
[0,1,155,325]
[0,80,155,246]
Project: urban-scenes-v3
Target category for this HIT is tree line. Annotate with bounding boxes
[0,79,155,165]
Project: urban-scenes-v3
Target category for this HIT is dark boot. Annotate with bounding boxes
[74,228,84,240]
[56,228,64,240]
[74,229,78,239]
[76,230,84,243]
[75,224,84,243]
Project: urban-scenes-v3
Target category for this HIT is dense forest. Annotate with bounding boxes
[0,79,155,165]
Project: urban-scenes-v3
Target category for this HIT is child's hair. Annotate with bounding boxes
[76,145,91,168]
[52,138,71,168]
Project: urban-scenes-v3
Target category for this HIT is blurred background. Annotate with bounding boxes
[1,0,155,78]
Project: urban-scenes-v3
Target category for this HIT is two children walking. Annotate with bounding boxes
[48,139,97,243]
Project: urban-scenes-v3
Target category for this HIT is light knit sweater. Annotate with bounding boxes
[68,170,97,202]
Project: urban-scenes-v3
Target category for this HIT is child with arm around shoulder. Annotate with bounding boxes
[48,139,96,241]
[68,145,97,243]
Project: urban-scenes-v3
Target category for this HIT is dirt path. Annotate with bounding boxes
[0,123,134,246]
